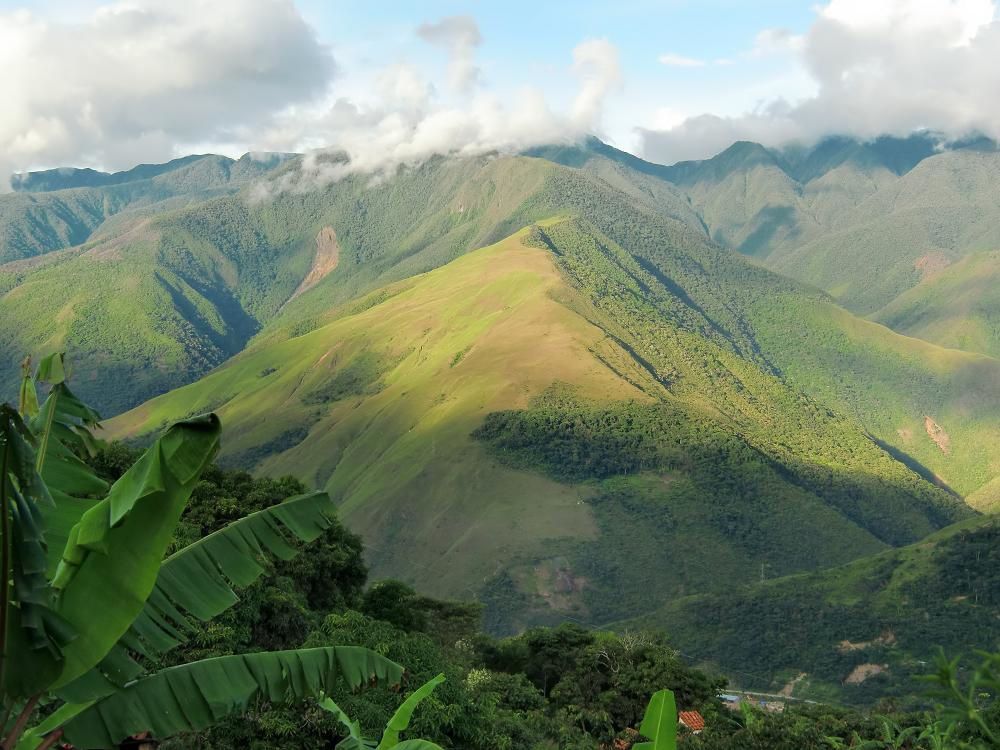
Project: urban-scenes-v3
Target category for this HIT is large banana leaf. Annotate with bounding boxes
[22,354,107,576]
[0,405,70,698]
[377,673,446,750]
[634,689,677,750]
[59,491,340,702]
[131,490,338,653]
[17,356,39,419]
[50,414,221,689]
[392,743,446,750]
[31,382,107,577]
[51,647,404,749]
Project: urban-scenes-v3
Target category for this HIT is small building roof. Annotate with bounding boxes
[678,710,706,731]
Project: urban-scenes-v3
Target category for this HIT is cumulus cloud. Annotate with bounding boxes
[640,0,1000,164]
[571,40,623,127]
[3,5,623,195]
[0,0,332,189]
[417,15,483,93]
[253,34,622,195]
[751,28,805,57]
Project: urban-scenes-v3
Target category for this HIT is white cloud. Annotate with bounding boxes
[819,0,994,41]
[752,28,805,57]
[416,15,483,94]
[253,36,622,195]
[3,6,624,193]
[640,0,1000,164]
[650,107,691,131]
[0,0,332,189]
[376,64,434,111]
[658,53,706,67]
[571,39,623,127]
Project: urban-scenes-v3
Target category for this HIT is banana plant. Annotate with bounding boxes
[2,355,405,750]
[318,672,447,750]
[633,689,677,750]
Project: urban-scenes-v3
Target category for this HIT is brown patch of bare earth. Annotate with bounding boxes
[779,672,807,697]
[534,562,587,612]
[924,416,951,454]
[837,630,897,654]
[844,663,888,685]
[914,251,951,280]
[289,226,340,301]
[896,427,913,442]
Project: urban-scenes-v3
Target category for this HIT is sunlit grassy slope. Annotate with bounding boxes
[630,515,1000,706]
[765,149,1000,314]
[873,250,1000,360]
[625,135,1000,322]
[109,223,974,632]
[0,153,567,412]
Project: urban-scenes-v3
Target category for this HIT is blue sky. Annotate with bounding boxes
[0,1,998,179]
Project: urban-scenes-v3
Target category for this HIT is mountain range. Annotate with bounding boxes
[3,132,999,702]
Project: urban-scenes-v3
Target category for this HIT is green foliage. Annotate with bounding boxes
[51,413,222,689]
[925,650,1000,748]
[634,689,677,750]
[0,365,399,750]
[43,647,404,750]
[318,672,446,750]
[22,425,993,750]
[300,352,388,405]
[631,518,1000,705]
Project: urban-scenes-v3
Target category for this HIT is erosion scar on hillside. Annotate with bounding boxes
[290,226,340,301]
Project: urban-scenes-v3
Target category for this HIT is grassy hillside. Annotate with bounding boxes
[745,292,1000,497]
[873,250,1000,359]
[555,141,1000,497]
[107,222,971,634]
[629,515,1000,706]
[0,152,285,263]
[0,153,563,412]
[0,145,781,413]
[501,151,1000,499]
[618,134,1000,323]
[0,224,260,413]
[766,150,1000,314]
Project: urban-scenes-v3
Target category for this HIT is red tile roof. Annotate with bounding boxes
[678,710,705,731]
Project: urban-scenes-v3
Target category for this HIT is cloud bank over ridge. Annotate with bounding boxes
[0,3,621,192]
[5,0,1000,186]
[0,0,332,189]
[251,20,622,194]
[640,0,1000,163]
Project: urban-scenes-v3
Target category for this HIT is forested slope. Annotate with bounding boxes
[632,516,1000,705]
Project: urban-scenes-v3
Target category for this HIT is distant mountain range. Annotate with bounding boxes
[2,133,999,702]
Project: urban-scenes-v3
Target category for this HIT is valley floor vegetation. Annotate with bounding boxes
[0,358,996,749]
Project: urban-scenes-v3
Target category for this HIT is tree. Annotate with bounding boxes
[1,355,403,750]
